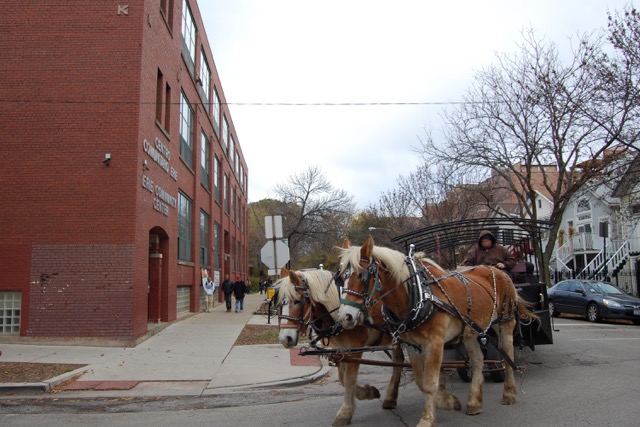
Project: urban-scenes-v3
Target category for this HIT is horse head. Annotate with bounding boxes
[277,267,338,348]
[276,268,312,348]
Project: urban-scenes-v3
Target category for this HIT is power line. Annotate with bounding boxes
[0,98,472,106]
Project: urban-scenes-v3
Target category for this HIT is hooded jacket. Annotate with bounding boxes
[461,230,516,271]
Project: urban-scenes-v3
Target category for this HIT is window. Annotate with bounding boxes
[0,291,21,334]
[155,69,164,123]
[164,82,172,133]
[160,0,174,30]
[200,130,210,189]
[577,199,591,213]
[214,221,221,269]
[199,50,211,110]
[576,199,591,222]
[155,70,171,133]
[213,155,221,203]
[176,286,191,315]
[200,210,210,266]
[222,116,229,155]
[180,91,194,168]
[229,135,235,165]
[178,191,193,261]
[235,149,239,175]
[181,0,196,75]
[224,174,229,214]
[212,88,221,135]
[231,186,235,222]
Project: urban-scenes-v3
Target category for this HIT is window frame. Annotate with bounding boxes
[178,191,193,262]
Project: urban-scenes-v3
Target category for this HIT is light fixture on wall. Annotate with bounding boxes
[143,159,150,171]
[103,153,111,166]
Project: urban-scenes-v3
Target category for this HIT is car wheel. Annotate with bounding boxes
[548,301,560,317]
[587,303,601,323]
[632,319,640,326]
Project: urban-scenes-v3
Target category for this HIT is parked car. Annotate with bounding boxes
[548,279,640,325]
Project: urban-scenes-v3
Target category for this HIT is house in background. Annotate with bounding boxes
[0,0,249,343]
[552,153,640,295]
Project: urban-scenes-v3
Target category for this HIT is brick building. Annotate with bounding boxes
[0,1,248,343]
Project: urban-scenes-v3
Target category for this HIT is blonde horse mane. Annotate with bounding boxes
[338,245,451,289]
[274,269,339,316]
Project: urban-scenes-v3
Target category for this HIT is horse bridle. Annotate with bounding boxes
[338,259,383,315]
[279,275,343,346]
[278,281,310,332]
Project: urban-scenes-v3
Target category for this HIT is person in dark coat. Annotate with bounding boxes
[232,275,247,313]
[221,274,233,312]
[462,230,516,273]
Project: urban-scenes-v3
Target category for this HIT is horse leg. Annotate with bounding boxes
[497,322,517,405]
[434,371,462,411]
[464,338,485,415]
[333,354,380,426]
[381,346,404,409]
[407,344,461,411]
[414,342,446,427]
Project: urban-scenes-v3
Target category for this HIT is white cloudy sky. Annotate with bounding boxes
[198,0,631,209]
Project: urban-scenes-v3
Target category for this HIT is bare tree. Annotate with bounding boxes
[605,5,640,154]
[272,165,355,269]
[417,28,636,285]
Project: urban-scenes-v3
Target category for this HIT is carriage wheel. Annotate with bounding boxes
[485,346,505,383]
[457,365,472,382]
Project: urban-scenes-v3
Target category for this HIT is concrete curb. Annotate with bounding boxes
[0,366,90,395]
[203,365,332,394]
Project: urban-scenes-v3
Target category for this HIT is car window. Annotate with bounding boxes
[596,282,624,295]
[571,283,584,293]
[556,282,571,291]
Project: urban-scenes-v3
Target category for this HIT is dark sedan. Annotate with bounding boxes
[548,279,640,325]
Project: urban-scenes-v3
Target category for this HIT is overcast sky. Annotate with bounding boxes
[198,0,632,209]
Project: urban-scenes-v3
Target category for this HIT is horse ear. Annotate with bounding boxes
[361,235,374,259]
[342,239,351,249]
[288,270,300,283]
[279,267,289,278]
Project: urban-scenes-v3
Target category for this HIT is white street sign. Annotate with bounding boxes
[265,215,283,239]
[260,239,290,270]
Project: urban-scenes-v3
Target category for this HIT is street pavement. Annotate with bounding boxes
[0,292,329,397]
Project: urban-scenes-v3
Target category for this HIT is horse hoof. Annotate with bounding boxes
[466,405,483,415]
[501,395,516,405]
[382,399,397,409]
[332,416,352,426]
[452,399,462,411]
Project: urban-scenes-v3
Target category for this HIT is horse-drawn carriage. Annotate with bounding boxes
[390,217,554,350]
[275,217,554,426]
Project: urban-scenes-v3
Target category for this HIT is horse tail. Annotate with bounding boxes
[515,293,539,322]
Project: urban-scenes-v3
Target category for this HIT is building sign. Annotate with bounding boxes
[143,138,178,181]
[142,137,178,216]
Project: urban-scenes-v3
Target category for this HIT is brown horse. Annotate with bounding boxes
[337,236,537,427]
[275,267,406,426]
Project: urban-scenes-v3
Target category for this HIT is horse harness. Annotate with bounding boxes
[339,245,521,370]
[278,275,344,347]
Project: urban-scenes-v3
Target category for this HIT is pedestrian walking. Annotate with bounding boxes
[201,268,216,312]
[221,274,233,312]
[233,275,247,313]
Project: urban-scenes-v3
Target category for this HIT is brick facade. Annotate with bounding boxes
[0,1,248,342]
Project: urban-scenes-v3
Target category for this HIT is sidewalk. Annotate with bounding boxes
[0,292,330,397]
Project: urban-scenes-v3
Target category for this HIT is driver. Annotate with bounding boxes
[462,230,516,273]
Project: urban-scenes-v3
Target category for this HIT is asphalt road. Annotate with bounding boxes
[2,317,640,426]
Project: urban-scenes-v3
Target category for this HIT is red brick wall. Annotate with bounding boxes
[28,244,136,339]
[0,1,249,341]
